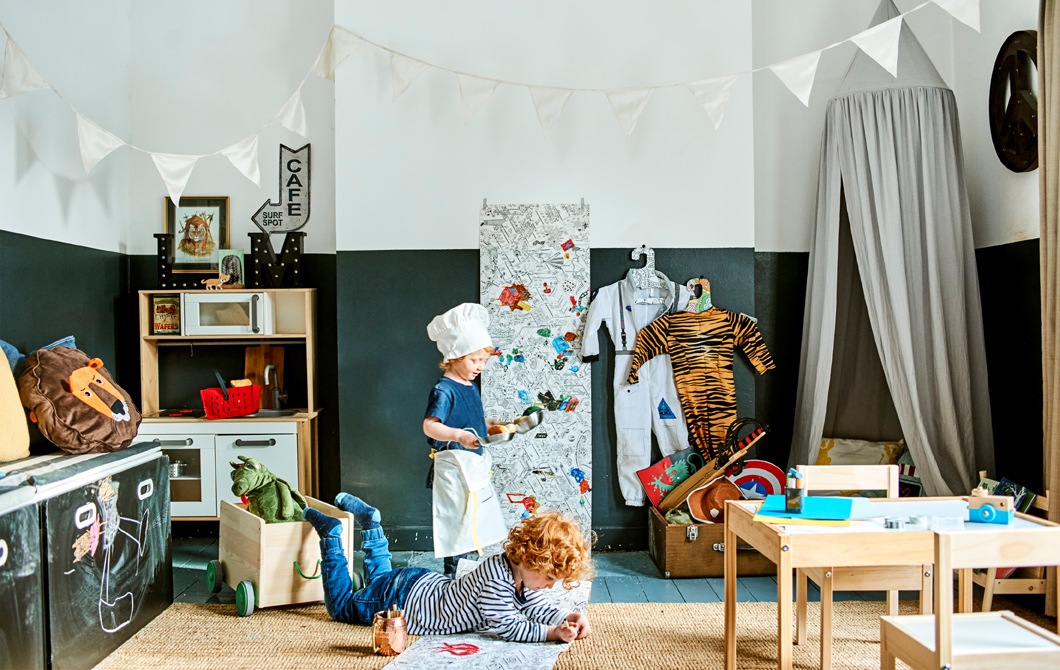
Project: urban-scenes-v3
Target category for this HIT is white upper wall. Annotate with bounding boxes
[335,0,755,251]
[953,0,1040,248]
[0,1,1043,255]
[0,0,335,255]
[0,0,132,252]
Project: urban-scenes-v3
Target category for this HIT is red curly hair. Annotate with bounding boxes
[438,346,495,371]
[503,510,594,590]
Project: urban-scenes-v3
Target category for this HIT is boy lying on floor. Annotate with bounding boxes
[304,494,594,643]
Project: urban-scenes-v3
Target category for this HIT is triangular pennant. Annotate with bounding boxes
[150,153,198,207]
[389,52,430,100]
[932,0,980,32]
[76,113,125,174]
[851,15,903,77]
[527,86,573,135]
[312,27,366,81]
[0,37,51,99]
[457,74,501,123]
[277,89,309,138]
[686,75,738,130]
[604,88,653,137]
[769,49,822,107]
[220,135,260,186]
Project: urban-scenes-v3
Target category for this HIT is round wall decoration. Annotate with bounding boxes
[989,30,1038,172]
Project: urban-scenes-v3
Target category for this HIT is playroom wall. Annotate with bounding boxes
[0,0,1046,547]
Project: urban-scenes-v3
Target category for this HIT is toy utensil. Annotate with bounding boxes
[213,369,229,400]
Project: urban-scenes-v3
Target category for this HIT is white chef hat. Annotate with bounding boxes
[426,303,493,361]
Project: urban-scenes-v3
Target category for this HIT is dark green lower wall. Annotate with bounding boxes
[335,247,802,550]
[2,229,1043,549]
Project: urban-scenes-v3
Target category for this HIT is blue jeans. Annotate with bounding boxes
[319,527,431,625]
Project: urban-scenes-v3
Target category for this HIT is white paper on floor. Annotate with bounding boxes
[384,560,592,669]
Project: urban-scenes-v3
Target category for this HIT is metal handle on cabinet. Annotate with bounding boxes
[234,438,276,447]
[156,438,194,446]
[251,295,260,334]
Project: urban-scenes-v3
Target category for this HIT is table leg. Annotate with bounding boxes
[958,568,973,613]
[725,521,737,670]
[777,548,793,670]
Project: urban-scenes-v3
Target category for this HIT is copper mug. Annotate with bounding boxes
[371,608,408,656]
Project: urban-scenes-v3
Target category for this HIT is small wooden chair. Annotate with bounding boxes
[880,526,1060,669]
[794,464,932,670]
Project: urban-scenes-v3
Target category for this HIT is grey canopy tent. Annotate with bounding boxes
[788,0,994,496]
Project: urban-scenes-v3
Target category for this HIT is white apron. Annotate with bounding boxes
[431,448,507,558]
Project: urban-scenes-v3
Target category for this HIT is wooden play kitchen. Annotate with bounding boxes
[205,496,356,616]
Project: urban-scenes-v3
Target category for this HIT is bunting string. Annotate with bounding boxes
[0,0,979,205]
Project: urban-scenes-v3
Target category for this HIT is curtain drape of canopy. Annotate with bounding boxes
[1038,0,1060,616]
[789,0,994,496]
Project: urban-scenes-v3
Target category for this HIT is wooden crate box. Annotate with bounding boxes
[647,506,774,578]
[217,496,354,611]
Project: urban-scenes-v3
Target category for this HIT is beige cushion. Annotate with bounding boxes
[0,361,30,462]
[816,437,905,466]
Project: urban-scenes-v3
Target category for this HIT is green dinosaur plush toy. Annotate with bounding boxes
[230,455,307,523]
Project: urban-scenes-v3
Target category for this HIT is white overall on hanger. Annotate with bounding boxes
[431,448,507,558]
[583,270,691,506]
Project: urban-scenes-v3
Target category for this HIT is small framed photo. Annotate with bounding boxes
[164,196,229,273]
[218,249,245,288]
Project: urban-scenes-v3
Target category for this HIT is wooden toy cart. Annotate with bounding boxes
[205,496,356,616]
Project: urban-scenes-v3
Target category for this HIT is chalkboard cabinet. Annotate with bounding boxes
[136,288,319,520]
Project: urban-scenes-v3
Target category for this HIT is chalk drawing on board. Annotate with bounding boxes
[479,203,592,539]
[70,476,153,633]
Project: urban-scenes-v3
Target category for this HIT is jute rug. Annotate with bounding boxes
[95,599,1054,670]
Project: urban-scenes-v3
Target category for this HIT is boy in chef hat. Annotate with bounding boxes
[423,303,510,577]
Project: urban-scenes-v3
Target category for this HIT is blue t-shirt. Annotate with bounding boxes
[424,376,486,455]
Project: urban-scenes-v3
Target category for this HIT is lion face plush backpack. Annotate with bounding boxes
[17,346,141,454]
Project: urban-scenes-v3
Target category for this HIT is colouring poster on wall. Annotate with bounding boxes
[479,203,592,542]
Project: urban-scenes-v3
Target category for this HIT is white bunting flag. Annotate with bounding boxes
[851,15,903,77]
[390,53,430,100]
[604,88,653,137]
[75,113,125,174]
[0,37,50,99]
[457,74,500,123]
[277,89,309,138]
[220,135,260,186]
[151,153,198,206]
[932,0,980,32]
[528,86,573,135]
[769,49,822,107]
[312,26,365,81]
[686,75,738,130]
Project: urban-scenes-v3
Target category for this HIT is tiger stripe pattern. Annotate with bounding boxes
[627,308,775,461]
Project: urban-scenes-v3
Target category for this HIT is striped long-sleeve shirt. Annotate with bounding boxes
[404,554,569,642]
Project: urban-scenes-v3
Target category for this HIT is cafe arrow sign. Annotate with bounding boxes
[252,143,311,233]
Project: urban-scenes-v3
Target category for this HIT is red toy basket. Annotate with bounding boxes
[200,385,261,419]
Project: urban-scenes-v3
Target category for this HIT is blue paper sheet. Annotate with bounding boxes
[758,495,876,520]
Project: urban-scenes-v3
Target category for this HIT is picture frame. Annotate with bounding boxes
[217,248,245,288]
[164,196,229,273]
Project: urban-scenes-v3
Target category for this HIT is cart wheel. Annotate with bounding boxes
[236,580,256,617]
[205,559,223,593]
[351,569,364,592]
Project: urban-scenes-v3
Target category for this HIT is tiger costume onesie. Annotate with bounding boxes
[627,308,775,461]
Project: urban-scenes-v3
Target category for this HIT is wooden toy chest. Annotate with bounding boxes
[647,506,774,578]
[210,496,354,615]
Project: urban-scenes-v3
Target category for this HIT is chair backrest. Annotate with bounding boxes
[796,464,899,497]
[934,526,1060,666]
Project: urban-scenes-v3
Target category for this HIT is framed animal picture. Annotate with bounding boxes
[164,196,230,273]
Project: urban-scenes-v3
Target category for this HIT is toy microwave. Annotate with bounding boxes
[181,292,274,336]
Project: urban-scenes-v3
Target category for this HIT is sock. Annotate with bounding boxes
[334,492,381,530]
[303,507,342,537]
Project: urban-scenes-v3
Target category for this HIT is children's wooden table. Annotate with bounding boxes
[722,497,1059,670]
